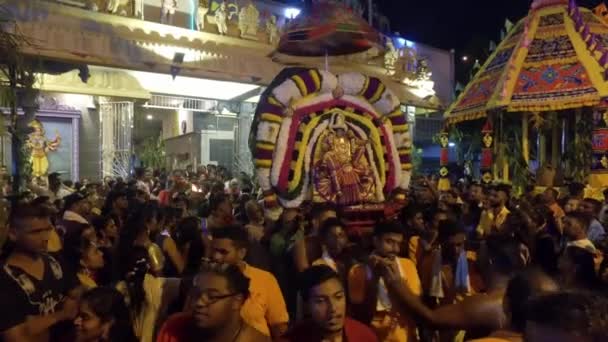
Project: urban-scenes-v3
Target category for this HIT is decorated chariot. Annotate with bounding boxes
[249,68,413,231]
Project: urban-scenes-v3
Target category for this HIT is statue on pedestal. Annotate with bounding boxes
[266,15,279,45]
[160,0,177,25]
[214,2,228,35]
[314,113,376,205]
[238,2,260,40]
[197,0,209,31]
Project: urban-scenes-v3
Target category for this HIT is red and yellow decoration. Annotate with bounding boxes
[277,1,382,56]
[250,68,412,209]
[480,120,494,185]
[445,0,608,125]
[438,129,451,191]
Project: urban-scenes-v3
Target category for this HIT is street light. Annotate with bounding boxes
[461,55,469,62]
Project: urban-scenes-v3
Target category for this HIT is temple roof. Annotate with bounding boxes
[445,0,608,124]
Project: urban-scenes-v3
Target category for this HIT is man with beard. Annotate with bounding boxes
[157,262,269,342]
[0,204,80,342]
[476,184,511,238]
[347,221,421,341]
[563,211,596,253]
[280,265,377,342]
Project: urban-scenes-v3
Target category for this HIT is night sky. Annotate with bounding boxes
[376,0,604,82]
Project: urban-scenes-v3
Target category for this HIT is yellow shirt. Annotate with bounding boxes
[371,257,422,342]
[477,206,510,237]
[77,272,97,289]
[241,264,289,336]
[47,228,62,253]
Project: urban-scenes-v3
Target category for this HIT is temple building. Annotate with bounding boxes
[1,0,454,180]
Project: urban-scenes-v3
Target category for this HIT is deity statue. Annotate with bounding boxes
[160,0,177,25]
[384,40,399,75]
[266,15,279,45]
[315,113,376,206]
[27,119,61,179]
[107,0,129,15]
[215,2,228,35]
[197,0,209,31]
[133,0,144,19]
[416,58,432,81]
[238,2,260,40]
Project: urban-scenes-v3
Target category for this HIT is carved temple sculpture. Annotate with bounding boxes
[250,68,413,228]
[238,2,259,40]
[197,0,210,31]
[160,0,177,25]
[214,1,228,35]
[267,15,279,45]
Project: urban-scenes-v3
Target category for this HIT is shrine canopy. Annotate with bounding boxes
[277,1,382,56]
[445,0,608,124]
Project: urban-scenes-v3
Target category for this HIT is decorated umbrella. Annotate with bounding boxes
[445,0,608,125]
[444,0,608,187]
[277,1,383,57]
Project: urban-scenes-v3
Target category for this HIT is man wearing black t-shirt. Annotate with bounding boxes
[0,203,80,342]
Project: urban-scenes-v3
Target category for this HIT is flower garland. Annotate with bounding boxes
[251,67,414,208]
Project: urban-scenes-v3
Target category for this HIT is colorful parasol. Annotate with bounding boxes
[445,0,608,124]
[277,1,382,56]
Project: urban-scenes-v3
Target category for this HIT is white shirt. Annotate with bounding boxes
[63,210,89,224]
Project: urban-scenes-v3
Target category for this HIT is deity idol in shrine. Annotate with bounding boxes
[315,113,375,205]
[250,68,413,227]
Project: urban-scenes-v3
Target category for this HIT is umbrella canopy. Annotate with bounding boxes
[445,0,608,124]
[277,1,382,57]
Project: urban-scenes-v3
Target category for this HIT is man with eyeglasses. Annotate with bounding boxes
[157,262,270,342]
[210,225,289,339]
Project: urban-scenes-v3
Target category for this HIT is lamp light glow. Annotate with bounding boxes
[284,7,301,19]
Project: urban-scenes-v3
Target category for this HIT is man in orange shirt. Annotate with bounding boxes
[476,185,511,237]
[210,225,289,339]
[543,187,565,223]
[347,221,422,342]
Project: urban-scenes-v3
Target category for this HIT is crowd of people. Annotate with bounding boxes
[0,165,607,342]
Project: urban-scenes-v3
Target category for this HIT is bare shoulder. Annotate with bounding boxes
[239,324,271,342]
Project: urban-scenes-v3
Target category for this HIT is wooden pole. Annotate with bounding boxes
[551,112,559,167]
[522,113,529,165]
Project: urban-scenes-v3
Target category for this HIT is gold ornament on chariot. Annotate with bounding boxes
[439,135,449,148]
[483,134,493,148]
[439,167,448,177]
[482,172,493,183]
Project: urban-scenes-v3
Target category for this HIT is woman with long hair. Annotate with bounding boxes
[74,287,137,342]
[173,216,205,276]
[115,202,164,278]
[91,215,118,249]
[61,222,104,288]
[115,247,181,342]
